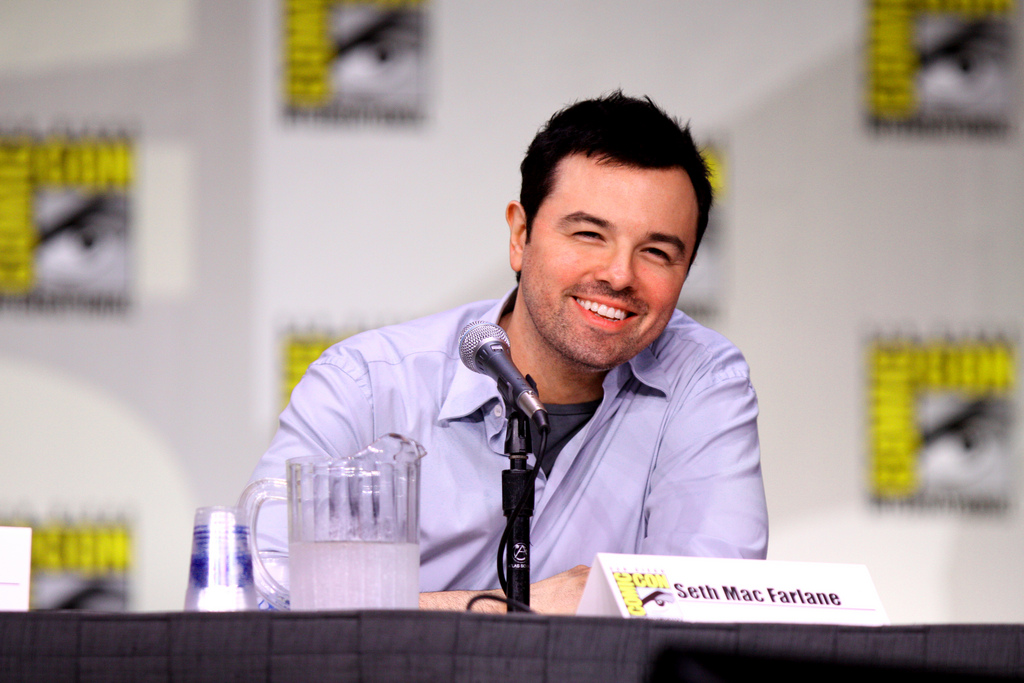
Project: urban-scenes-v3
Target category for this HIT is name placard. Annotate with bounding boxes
[0,526,32,612]
[576,553,889,626]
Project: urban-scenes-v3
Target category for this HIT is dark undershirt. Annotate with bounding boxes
[530,399,601,477]
[498,291,600,476]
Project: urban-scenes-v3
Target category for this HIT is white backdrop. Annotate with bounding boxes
[1,0,1021,619]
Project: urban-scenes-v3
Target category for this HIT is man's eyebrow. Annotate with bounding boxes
[647,232,689,258]
[560,211,611,228]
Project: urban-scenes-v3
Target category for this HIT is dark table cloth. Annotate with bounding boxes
[2,610,1021,681]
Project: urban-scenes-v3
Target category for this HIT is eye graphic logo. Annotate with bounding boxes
[283,0,428,123]
[637,588,681,618]
[0,131,133,314]
[868,336,1015,512]
[866,0,1014,135]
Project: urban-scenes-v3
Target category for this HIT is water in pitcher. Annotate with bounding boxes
[289,541,419,610]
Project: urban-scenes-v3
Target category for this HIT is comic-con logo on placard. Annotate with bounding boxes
[283,0,428,123]
[0,130,132,314]
[866,0,1015,134]
[868,336,1016,512]
[612,570,682,619]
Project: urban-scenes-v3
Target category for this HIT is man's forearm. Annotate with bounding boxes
[420,588,507,613]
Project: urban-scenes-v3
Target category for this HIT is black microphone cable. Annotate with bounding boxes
[466,593,534,614]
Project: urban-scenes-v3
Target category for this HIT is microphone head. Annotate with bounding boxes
[458,321,510,373]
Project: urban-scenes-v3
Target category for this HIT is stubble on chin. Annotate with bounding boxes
[520,285,647,375]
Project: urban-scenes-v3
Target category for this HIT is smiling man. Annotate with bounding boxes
[248,92,767,614]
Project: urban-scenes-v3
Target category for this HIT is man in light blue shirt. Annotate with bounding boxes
[249,92,768,613]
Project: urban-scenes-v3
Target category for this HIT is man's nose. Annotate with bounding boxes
[594,248,636,291]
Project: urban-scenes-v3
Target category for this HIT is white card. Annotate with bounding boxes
[577,553,889,626]
[0,526,32,611]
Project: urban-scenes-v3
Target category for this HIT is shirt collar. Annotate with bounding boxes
[618,340,670,398]
[437,288,671,424]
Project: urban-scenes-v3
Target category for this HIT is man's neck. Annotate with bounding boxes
[498,301,607,406]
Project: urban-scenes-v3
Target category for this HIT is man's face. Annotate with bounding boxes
[508,153,698,373]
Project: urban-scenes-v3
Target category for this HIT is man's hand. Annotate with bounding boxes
[529,564,589,615]
[419,565,590,615]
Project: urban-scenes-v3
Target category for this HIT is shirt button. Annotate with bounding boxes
[493,404,503,417]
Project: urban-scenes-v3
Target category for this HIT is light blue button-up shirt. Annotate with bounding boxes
[248,290,767,592]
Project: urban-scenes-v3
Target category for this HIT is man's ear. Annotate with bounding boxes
[506,201,528,274]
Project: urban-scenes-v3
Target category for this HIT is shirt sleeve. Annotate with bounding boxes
[639,372,768,560]
[245,356,376,552]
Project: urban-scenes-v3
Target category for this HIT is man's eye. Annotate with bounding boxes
[645,247,671,261]
[575,231,601,239]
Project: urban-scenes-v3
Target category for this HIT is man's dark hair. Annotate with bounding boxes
[519,91,713,264]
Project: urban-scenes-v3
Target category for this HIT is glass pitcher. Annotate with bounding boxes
[238,433,426,610]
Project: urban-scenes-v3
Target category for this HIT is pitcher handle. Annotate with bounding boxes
[237,478,290,610]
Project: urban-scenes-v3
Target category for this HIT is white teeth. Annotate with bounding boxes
[576,298,627,321]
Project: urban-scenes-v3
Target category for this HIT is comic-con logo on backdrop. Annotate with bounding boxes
[868,336,1016,512]
[0,131,132,314]
[283,0,428,123]
[676,143,725,324]
[866,0,1015,134]
[280,325,364,410]
[0,513,132,610]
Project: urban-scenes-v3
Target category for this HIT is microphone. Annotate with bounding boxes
[458,321,549,431]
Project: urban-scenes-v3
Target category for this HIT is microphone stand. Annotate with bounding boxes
[502,404,533,611]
